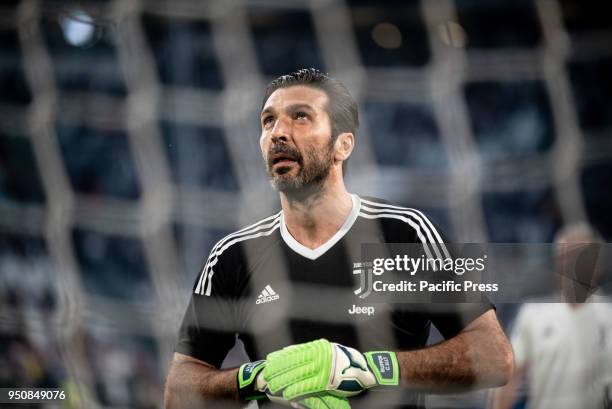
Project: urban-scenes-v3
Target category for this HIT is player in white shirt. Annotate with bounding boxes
[492,223,612,409]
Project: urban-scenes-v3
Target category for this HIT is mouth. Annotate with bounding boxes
[271,154,298,168]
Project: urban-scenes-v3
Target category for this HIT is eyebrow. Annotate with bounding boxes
[260,106,275,118]
[260,103,316,118]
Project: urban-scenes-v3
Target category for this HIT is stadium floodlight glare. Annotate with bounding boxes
[60,10,96,47]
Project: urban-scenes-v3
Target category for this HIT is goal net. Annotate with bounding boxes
[1,0,610,407]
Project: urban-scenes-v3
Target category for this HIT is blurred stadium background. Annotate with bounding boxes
[1,0,611,407]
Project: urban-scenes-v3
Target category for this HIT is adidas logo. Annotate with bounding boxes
[256,285,280,304]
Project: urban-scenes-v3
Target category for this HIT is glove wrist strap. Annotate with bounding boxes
[364,351,400,386]
[237,360,268,401]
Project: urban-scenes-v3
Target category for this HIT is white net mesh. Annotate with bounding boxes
[1,0,611,407]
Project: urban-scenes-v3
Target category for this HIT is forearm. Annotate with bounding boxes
[490,366,525,409]
[164,354,241,409]
[397,315,514,392]
[490,382,518,409]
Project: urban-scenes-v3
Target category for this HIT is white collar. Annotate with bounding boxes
[280,194,361,260]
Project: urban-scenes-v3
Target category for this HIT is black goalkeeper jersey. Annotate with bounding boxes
[176,194,493,408]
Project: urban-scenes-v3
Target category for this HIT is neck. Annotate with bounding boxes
[280,178,353,250]
[560,278,593,305]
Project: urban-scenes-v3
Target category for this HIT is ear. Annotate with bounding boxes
[334,132,355,163]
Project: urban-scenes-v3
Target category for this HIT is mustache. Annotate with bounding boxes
[267,144,302,167]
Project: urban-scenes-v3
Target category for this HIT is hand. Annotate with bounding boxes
[238,359,350,408]
[237,360,267,401]
[268,393,351,409]
[263,338,399,401]
[292,394,351,409]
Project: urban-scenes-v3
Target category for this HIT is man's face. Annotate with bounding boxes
[556,240,601,302]
[260,86,336,192]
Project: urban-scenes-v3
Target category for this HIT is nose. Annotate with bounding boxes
[271,116,291,144]
[272,134,288,144]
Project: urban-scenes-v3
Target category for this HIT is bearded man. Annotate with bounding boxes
[164,68,513,409]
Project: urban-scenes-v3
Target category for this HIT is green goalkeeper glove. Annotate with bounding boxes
[237,360,267,401]
[264,338,399,401]
[238,359,350,408]
[292,395,351,409]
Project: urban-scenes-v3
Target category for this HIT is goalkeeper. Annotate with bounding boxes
[164,69,514,409]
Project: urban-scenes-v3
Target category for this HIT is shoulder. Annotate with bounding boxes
[357,196,447,244]
[211,211,282,261]
[588,298,612,319]
[514,303,562,328]
[194,211,282,295]
[359,196,432,219]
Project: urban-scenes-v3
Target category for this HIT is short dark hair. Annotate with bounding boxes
[261,68,359,140]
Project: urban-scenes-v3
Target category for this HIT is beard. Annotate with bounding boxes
[265,140,334,193]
